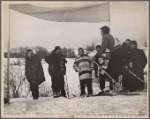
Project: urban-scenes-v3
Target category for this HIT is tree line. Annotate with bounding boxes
[4,43,96,59]
[4,46,76,58]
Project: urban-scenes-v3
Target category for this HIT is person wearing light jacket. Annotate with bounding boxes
[73,48,94,97]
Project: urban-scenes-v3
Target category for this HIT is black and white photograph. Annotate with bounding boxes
[1,1,149,118]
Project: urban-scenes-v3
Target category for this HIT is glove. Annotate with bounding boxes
[98,58,104,65]
[129,62,133,67]
[75,67,81,72]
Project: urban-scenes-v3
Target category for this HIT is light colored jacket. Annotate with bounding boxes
[73,55,94,80]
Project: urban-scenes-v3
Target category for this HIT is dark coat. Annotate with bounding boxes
[107,45,130,72]
[129,49,147,78]
[106,45,131,82]
[124,48,147,91]
[45,52,67,77]
[25,55,45,85]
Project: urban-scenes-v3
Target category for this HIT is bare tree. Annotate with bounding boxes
[4,59,27,98]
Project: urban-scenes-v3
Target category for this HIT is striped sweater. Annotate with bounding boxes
[73,55,93,80]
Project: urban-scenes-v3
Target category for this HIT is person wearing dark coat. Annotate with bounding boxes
[106,39,131,90]
[25,49,45,100]
[117,39,132,92]
[45,46,67,98]
[125,41,147,91]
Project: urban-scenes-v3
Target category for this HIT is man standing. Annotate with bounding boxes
[73,48,93,97]
[45,46,67,98]
[94,26,121,94]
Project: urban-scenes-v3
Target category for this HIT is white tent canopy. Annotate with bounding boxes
[9,2,110,23]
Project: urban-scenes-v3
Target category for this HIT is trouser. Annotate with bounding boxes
[94,64,98,77]
[80,79,93,95]
[106,67,121,90]
[122,69,130,90]
[30,81,39,99]
[51,75,66,96]
[99,74,106,91]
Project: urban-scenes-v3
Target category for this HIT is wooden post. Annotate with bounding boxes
[7,6,11,104]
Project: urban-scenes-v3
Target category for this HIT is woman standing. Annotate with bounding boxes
[25,49,45,100]
[127,41,147,91]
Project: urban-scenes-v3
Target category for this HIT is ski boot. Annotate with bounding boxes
[103,81,110,92]
[53,92,60,98]
[103,81,114,96]
[80,93,87,98]
[97,91,105,96]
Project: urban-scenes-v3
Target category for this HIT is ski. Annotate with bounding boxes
[64,74,71,99]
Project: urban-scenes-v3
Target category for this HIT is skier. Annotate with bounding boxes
[25,49,45,100]
[45,46,67,98]
[94,26,121,94]
[73,48,94,97]
[94,45,110,96]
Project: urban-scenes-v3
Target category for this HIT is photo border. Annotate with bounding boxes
[0,0,149,119]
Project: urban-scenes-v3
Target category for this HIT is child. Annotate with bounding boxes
[94,45,110,95]
[73,48,93,97]
[97,52,110,95]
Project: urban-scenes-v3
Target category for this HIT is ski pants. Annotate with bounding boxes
[30,80,39,99]
[99,74,106,91]
[51,75,66,96]
[80,79,93,95]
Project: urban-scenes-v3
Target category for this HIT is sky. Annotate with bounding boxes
[2,1,148,52]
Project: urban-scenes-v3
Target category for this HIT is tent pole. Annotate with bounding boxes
[7,6,10,104]
[108,1,111,30]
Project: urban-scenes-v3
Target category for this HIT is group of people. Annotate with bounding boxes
[25,46,67,99]
[94,39,147,96]
[25,26,147,100]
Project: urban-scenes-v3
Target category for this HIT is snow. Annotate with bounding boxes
[3,92,148,118]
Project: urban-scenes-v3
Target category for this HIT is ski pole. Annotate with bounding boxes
[64,74,70,98]
[123,66,146,83]
[25,90,30,101]
[93,60,116,84]
[93,60,119,93]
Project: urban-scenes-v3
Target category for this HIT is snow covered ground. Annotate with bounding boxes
[3,92,148,118]
[2,58,148,118]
